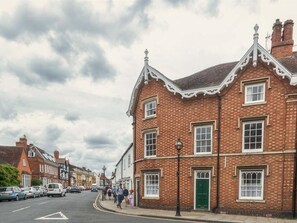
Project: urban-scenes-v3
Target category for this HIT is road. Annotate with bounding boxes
[0,191,192,223]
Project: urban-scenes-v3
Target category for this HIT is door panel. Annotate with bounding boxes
[195,179,209,209]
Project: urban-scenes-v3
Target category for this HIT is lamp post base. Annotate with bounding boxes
[175,205,181,216]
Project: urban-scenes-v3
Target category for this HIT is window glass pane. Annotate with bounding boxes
[195,125,212,154]
[145,100,156,118]
[145,173,159,196]
[145,132,157,157]
[243,121,263,151]
[240,170,263,199]
[245,83,265,103]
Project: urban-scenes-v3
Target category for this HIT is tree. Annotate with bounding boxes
[0,163,21,186]
[31,178,42,186]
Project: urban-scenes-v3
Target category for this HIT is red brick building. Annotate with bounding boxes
[127,19,297,217]
[16,136,59,186]
[0,144,32,187]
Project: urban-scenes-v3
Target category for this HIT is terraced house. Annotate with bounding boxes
[127,19,297,217]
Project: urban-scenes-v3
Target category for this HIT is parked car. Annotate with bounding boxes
[34,186,47,197]
[65,186,71,193]
[22,187,40,198]
[78,186,85,191]
[69,186,81,193]
[91,185,98,192]
[0,186,27,201]
[47,183,66,197]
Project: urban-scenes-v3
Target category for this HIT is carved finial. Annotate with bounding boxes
[254,24,259,33]
[144,49,149,65]
[253,24,259,67]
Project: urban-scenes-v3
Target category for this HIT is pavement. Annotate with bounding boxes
[95,194,297,223]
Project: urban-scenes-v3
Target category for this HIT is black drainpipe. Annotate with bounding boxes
[215,94,222,212]
[293,106,297,218]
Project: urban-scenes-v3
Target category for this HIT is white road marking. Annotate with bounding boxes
[38,201,49,205]
[12,206,31,213]
[35,211,68,220]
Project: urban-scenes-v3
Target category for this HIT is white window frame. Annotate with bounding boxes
[242,120,264,153]
[28,150,35,157]
[194,125,212,154]
[22,159,26,166]
[144,173,159,198]
[144,100,156,118]
[245,83,265,104]
[144,131,157,157]
[239,170,264,200]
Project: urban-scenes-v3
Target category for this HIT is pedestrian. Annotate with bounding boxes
[112,186,117,203]
[107,188,112,200]
[129,189,134,208]
[123,186,129,207]
[116,184,124,209]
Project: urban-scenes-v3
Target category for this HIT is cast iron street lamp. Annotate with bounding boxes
[102,165,106,186]
[175,138,183,216]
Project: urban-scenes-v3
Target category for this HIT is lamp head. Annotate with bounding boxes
[175,138,183,151]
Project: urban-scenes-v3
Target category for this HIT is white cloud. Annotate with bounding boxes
[0,0,296,177]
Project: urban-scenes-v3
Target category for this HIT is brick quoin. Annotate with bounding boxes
[130,19,297,218]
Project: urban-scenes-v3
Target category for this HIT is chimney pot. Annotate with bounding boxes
[271,19,294,58]
[54,150,59,159]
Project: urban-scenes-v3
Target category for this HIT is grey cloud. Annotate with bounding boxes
[48,33,77,58]
[29,57,71,84]
[205,0,220,16]
[64,112,80,122]
[81,54,116,81]
[7,57,71,86]
[0,3,57,39]
[84,134,115,148]
[0,101,17,120]
[44,125,64,143]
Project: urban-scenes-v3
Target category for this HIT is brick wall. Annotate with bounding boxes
[133,60,297,217]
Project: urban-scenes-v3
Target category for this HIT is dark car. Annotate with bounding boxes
[69,186,81,193]
[0,186,27,201]
[91,185,98,192]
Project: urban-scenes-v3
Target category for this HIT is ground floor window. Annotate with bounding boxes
[144,173,159,198]
[239,170,264,200]
[22,174,30,187]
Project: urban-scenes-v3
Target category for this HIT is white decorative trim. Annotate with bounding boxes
[127,29,297,116]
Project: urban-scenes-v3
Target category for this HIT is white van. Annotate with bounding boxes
[47,183,66,197]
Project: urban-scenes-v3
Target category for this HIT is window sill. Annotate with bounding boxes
[242,101,266,107]
[242,150,263,154]
[143,115,156,121]
[236,199,265,203]
[142,196,159,200]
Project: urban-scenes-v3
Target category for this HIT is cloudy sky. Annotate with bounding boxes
[0,0,296,176]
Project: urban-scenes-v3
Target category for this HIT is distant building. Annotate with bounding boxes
[115,143,133,190]
[0,143,32,187]
[54,150,69,187]
[127,19,297,217]
[69,164,96,188]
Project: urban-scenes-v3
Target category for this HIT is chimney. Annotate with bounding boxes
[271,19,294,58]
[16,135,27,148]
[54,150,59,159]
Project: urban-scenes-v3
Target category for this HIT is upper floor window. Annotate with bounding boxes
[22,159,26,166]
[243,120,264,152]
[144,100,156,118]
[144,131,157,157]
[239,170,264,200]
[194,125,212,154]
[245,83,265,104]
[28,150,35,157]
[144,173,159,198]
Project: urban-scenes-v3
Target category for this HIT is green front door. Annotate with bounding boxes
[195,178,209,209]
